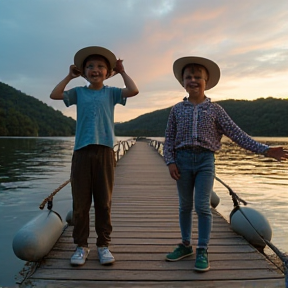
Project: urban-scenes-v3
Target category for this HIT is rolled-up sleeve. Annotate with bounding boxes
[63,88,77,107]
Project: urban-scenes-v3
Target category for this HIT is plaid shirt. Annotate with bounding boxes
[163,97,269,165]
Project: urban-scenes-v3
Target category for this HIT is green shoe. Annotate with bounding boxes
[166,244,193,261]
[194,248,210,271]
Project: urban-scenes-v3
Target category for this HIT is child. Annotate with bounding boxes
[163,56,288,272]
[50,46,139,266]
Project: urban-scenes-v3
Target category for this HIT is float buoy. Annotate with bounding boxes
[210,190,220,208]
[65,209,74,226]
[230,206,272,249]
[12,210,64,261]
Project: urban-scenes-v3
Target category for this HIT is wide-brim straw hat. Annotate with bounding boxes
[173,56,220,90]
[74,46,117,78]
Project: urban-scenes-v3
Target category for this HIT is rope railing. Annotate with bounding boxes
[39,138,136,210]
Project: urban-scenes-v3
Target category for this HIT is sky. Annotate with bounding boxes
[1,0,288,122]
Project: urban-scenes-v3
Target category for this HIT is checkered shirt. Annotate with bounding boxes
[163,97,269,165]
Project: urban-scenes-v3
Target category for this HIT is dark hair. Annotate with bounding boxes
[181,63,209,81]
[83,54,111,71]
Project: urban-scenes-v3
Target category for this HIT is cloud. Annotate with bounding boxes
[1,0,288,122]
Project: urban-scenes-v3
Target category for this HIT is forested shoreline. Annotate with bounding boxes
[1,81,288,137]
[0,82,75,136]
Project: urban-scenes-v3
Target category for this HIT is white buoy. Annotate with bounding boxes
[230,206,272,249]
[13,210,64,261]
[65,209,74,226]
[210,190,220,208]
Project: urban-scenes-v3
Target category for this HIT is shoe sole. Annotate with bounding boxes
[70,250,90,266]
[165,252,193,262]
[194,265,210,272]
[70,259,87,266]
[100,258,115,265]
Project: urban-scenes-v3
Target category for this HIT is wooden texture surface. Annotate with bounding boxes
[19,141,285,287]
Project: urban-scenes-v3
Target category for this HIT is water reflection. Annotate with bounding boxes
[0,137,74,191]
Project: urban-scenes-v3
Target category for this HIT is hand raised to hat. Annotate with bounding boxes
[113,59,125,74]
[69,65,82,79]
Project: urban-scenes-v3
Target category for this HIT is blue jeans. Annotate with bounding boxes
[175,150,215,248]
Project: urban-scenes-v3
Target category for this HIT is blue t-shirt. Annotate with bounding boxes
[63,85,126,150]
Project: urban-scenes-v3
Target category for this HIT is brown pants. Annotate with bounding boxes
[71,144,115,247]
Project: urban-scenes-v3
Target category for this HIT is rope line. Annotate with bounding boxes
[39,179,70,210]
[215,176,247,206]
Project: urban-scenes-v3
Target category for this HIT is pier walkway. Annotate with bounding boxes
[20,140,284,287]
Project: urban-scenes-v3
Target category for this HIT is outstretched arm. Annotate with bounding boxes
[50,65,81,100]
[114,59,139,98]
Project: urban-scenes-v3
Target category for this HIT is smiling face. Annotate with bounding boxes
[83,55,110,89]
[182,64,208,99]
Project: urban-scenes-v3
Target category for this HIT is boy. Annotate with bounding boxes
[50,46,139,266]
[164,56,288,271]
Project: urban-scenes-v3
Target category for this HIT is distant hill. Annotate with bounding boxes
[1,81,287,137]
[115,97,288,137]
[115,107,171,137]
[0,82,76,136]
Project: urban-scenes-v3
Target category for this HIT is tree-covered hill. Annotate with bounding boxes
[115,107,172,137]
[217,98,288,136]
[1,80,287,137]
[115,97,288,137]
[0,82,76,136]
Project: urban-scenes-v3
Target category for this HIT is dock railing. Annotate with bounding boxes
[113,138,136,162]
[149,139,164,156]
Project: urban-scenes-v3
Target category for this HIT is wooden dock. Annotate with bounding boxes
[19,140,285,287]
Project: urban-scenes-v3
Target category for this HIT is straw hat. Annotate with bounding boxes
[74,46,117,78]
[173,56,220,90]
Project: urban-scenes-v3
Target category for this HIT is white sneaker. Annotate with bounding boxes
[70,246,90,265]
[97,247,115,265]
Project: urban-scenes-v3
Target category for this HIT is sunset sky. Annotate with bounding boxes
[1,0,288,122]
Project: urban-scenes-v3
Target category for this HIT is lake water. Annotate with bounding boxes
[0,136,287,286]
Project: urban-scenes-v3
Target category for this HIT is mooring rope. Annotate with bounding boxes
[216,176,288,286]
[39,179,70,210]
[237,204,288,280]
[215,176,247,206]
[16,261,41,285]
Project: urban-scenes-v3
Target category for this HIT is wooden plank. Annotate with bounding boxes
[51,243,256,253]
[57,237,249,246]
[20,279,286,288]
[40,258,277,271]
[45,250,266,261]
[28,268,283,281]
[61,231,244,239]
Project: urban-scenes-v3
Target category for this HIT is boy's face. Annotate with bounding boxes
[182,64,208,96]
[83,56,109,85]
